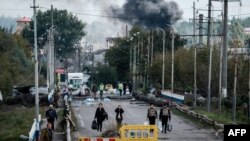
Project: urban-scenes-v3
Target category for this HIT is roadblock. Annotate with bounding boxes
[78,125,158,141]
[119,125,158,141]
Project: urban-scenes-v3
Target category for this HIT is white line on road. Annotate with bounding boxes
[78,114,84,127]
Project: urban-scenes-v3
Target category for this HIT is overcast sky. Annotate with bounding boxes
[1,0,249,44]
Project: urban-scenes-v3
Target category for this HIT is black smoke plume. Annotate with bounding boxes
[109,0,183,28]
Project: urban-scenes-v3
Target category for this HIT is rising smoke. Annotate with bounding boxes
[109,0,183,28]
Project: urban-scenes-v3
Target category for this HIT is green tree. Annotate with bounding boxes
[22,9,86,58]
[0,28,33,96]
[105,38,130,81]
[91,63,118,86]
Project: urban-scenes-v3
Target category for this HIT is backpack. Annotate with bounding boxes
[149,108,156,117]
[48,110,54,119]
[162,108,169,116]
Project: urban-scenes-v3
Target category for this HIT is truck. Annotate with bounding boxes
[68,73,90,89]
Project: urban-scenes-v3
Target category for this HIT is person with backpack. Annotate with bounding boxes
[147,104,158,125]
[115,105,124,128]
[46,105,58,130]
[159,106,171,133]
[94,103,108,132]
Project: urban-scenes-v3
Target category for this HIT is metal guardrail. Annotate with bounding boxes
[28,114,41,141]
[175,104,224,136]
[66,119,71,141]
[64,94,71,141]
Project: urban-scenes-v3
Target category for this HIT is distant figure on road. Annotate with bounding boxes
[99,83,104,99]
[40,122,53,141]
[118,82,123,96]
[46,105,58,130]
[53,89,60,108]
[94,103,108,132]
[128,81,132,95]
[159,106,171,133]
[115,105,124,129]
[91,83,98,99]
[60,105,76,130]
[147,104,158,125]
[123,82,127,95]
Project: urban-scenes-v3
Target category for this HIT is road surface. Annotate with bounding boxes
[71,99,222,141]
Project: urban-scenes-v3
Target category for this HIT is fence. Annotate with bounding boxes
[28,114,41,141]
[175,104,224,136]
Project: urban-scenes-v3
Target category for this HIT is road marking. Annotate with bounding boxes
[78,114,84,127]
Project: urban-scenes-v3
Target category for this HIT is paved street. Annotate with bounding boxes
[71,98,223,141]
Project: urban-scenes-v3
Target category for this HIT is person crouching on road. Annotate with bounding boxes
[115,105,124,129]
[46,104,58,130]
[159,106,171,133]
[147,104,158,125]
[94,103,108,132]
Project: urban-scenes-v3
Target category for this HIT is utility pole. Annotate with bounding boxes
[151,30,154,67]
[193,1,197,108]
[218,11,223,116]
[147,32,150,88]
[158,28,166,90]
[222,0,229,100]
[207,0,212,112]
[199,14,204,45]
[51,5,54,90]
[171,28,175,95]
[232,41,238,122]
[133,42,136,91]
[248,40,250,122]
[31,0,39,140]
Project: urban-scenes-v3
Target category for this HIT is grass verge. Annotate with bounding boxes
[0,105,46,141]
[194,108,231,124]
[172,108,214,129]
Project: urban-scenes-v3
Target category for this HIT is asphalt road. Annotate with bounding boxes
[71,99,223,141]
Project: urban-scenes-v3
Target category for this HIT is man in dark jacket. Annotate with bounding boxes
[159,106,171,133]
[147,104,158,125]
[115,105,124,128]
[46,105,58,130]
[94,103,107,132]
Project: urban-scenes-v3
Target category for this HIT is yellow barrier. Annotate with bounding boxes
[78,137,117,141]
[119,125,158,141]
[79,125,158,141]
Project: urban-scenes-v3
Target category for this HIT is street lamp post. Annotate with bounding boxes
[131,32,140,92]
[171,28,175,95]
[157,28,166,91]
[32,0,39,140]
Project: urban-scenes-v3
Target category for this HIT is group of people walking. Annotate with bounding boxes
[93,102,171,134]
[94,103,124,132]
[147,104,171,133]
[91,81,133,99]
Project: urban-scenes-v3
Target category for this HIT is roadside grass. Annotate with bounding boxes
[0,105,46,141]
[173,106,248,129]
[194,108,231,124]
[172,108,214,129]
[194,107,248,124]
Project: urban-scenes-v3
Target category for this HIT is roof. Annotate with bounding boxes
[16,17,31,22]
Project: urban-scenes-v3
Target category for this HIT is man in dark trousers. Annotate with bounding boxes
[123,82,127,95]
[159,106,171,133]
[115,105,124,128]
[46,105,58,130]
[147,104,158,125]
[128,81,132,95]
[94,103,107,132]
